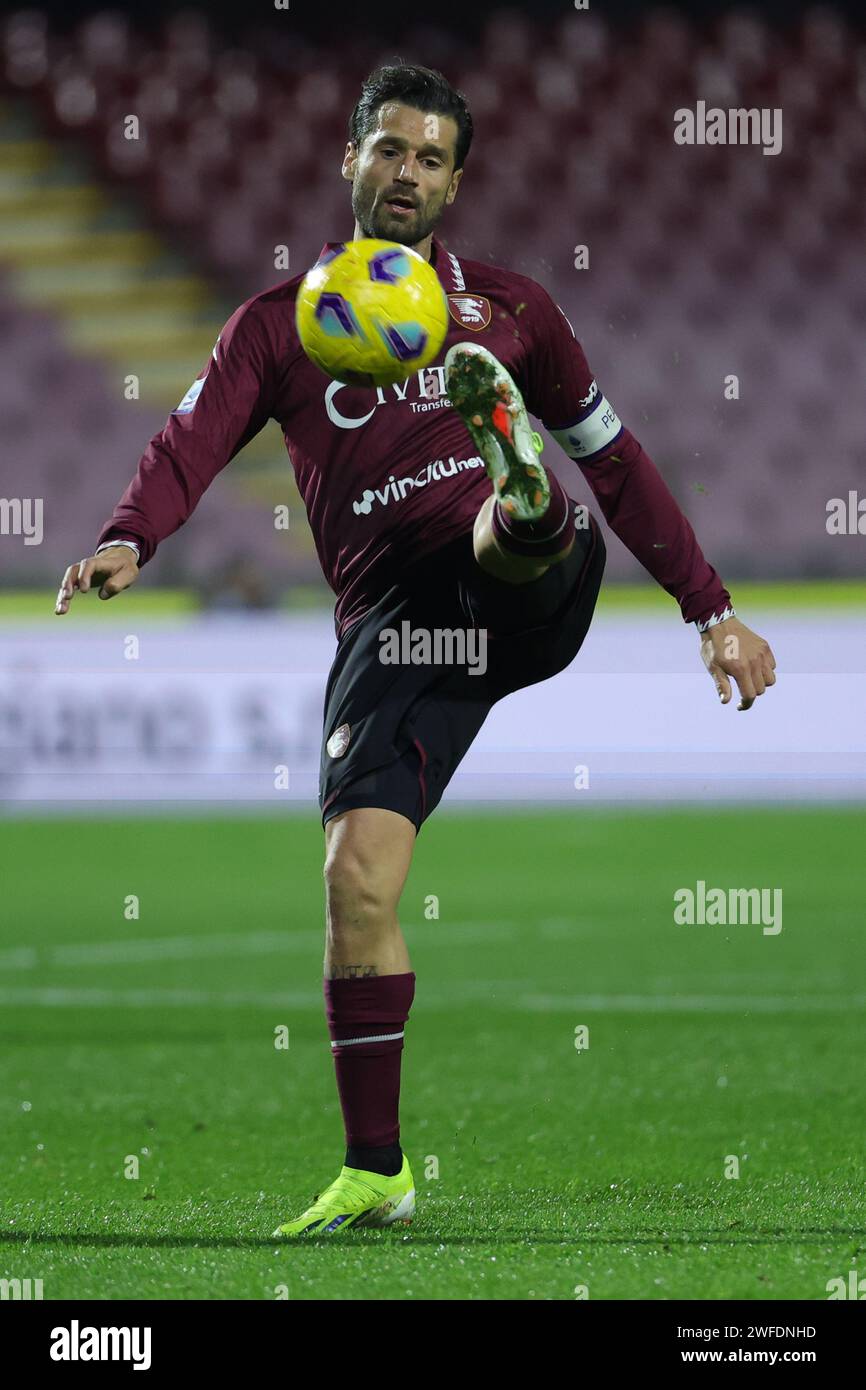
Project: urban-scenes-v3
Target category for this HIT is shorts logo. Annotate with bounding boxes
[447,294,491,331]
[327,723,351,758]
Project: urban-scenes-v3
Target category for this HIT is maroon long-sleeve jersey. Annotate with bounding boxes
[97,233,732,637]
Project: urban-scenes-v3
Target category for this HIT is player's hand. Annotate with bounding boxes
[700,617,776,711]
[55,547,140,615]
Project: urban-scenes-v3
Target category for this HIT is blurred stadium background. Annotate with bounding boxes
[0,1,864,1302]
[1,0,864,806]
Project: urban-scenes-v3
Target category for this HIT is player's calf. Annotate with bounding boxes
[317,807,417,1188]
[472,492,574,584]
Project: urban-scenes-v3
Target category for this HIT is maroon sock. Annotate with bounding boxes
[491,464,572,558]
[324,972,415,1150]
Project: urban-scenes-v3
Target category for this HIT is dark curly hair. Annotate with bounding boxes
[349,60,474,172]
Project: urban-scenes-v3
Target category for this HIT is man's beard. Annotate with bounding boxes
[352,182,441,247]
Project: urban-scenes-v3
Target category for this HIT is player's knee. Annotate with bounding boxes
[323,845,396,934]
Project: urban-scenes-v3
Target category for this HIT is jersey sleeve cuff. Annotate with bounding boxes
[95,538,141,562]
[695,603,737,632]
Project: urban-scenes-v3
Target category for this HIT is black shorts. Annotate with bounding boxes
[319,506,606,833]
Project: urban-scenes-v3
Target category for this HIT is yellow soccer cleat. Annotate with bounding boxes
[272,1155,415,1237]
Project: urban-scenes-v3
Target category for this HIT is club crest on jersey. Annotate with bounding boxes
[327,723,351,758]
[447,294,492,331]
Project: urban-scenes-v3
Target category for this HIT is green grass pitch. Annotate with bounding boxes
[1,807,864,1300]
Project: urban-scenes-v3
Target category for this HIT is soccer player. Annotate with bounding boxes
[55,62,776,1236]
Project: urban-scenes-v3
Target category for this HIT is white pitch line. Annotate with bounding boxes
[0,946,41,971]
[520,993,866,1014]
[0,922,518,972]
[0,984,507,1009]
[52,930,311,968]
[0,985,863,1014]
[0,987,303,1008]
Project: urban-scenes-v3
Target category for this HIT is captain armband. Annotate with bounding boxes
[548,380,624,463]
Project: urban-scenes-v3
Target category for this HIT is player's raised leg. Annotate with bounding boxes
[273,806,417,1236]
[445,342,575,585]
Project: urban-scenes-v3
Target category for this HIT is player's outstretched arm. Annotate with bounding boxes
[699,616,776,712]
[55,544,140,615]
[54,299,277,618]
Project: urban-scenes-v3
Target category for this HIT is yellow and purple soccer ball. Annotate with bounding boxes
[295,239,449,387]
